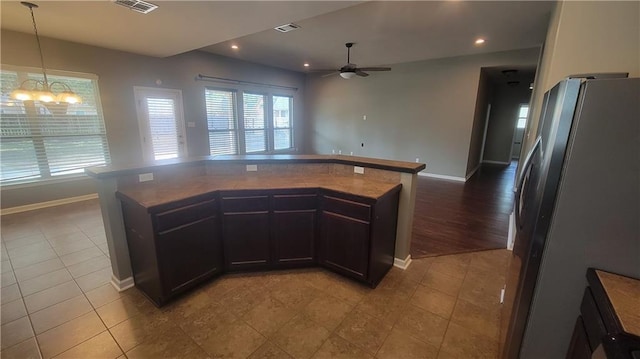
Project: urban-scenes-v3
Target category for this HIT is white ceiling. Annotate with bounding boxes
[1,1,554,71]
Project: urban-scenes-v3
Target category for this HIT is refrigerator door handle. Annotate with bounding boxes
[515,137,542,229]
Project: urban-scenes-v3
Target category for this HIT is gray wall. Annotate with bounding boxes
[304,47,540,179]
[482,78,534,164]
[465,69,492,176]
[1,30,306,208]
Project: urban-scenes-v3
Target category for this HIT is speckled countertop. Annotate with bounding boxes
[596,270,640,337]
[117,174,402,210]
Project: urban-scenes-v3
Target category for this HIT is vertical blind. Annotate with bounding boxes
[205,89,238,156]
[204,87,294,156]
[146,97,179,160]
[0,68,110,184]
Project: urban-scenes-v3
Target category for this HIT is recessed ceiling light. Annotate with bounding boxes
[304,63,310,67]
[231,45,239,50]
[475,38,485,45]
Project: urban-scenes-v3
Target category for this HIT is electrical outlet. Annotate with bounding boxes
[138,173,154,182]
[350,151,353,155]
[338,150,342,155]
[354,166,365,174]
[246,164,258,172]
[415,158,420,163]
[332,149,335,154]
[363,115,367,120]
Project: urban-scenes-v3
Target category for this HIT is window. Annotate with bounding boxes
[205,88,294,155]
[517,104,529,129]
[0,67,110,184]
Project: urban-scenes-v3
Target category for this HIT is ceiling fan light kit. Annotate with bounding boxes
[10,2,82,105]
[313,42,391,79]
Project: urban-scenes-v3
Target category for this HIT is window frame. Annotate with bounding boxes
[0,64,110,186]
[516,104,529,129]
[204,85,295,155]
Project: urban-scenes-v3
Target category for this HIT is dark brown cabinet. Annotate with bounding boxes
[120,195,222,306]
[221,193,270,271]
[320,189,400,287]
[272,192,317,268]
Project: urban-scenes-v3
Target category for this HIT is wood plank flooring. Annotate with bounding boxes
[411,161,517,258]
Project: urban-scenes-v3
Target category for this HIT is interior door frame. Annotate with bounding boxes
[133,86,187,162]
[509,103,528,161]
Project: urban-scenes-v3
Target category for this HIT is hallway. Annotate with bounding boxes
[411,162,517,258]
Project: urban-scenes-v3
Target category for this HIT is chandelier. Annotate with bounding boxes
[10,2,82,104]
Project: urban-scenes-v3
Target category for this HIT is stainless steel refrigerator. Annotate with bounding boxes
[501,76,640,358]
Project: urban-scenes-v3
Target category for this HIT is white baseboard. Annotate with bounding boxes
[110,275,135,292]
[465,164,481,181]
[0,193,99,215]
[418,172,465,182]
[482,160,511,165]
[393,254,412,270]
[507,211,515,251]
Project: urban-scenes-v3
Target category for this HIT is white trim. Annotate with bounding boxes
[110,275,135,292]
[482,160,511,165]
[393,254,412,270]
[479,103,492,163]
[418,172,466,182]
[507,211,516,251]
[465,164,481,181]
[0,193,98,215]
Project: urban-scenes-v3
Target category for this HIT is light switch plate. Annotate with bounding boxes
[138,173,154,182]
[246,164,258,172]
[354,166,365,174]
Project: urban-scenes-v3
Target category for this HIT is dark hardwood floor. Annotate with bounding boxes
[411,161,517,258]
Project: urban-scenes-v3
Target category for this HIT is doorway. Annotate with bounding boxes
[511,104,529,159]
[134,87,187,161]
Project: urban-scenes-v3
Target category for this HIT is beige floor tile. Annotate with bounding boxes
[3,234,47,250]
[376,328,439,359]
[273,314,330,359]
[0,316,34,350]
[54,331,123,359]
[429,255,470,279]
[75,266,111,292]
[172,299,237,345]
[60,247,103,267]
[268,279,320,310]
[394,304,449,348]
[66,256,110,279]
[40,225,81,240]
[301,293,353,331]
[469,250,510,273]
[46,232,90,248]
[13,258,65,282]
[37,311,106,359]
[311,334,373,359]
[51,238,96,257]
[30,295,93,334]
[458,268,505,310]
[10,249,58,270]
[334,308,392,354]
[377,271,420,299]
[450,298,501,341]
[126,326,209,359]
[325,277,370,306]
[1,226,42,242]
[109,313,175,352]
[421,268,465,297]
[96,294,154,328]
[1,283,22,304]
[242,295,297,338]
[0,337,41,359]
[195,320,266,359]
[1,259,13,274]
[85,283,125,308]
[410,285,457,319]
[248,341,293,359]
[354,288,408,323]
[401,257,433,283]
[440,322,499,358]
[218,283,270,318]
[8,241,53,259]
[19,268,72,296]
[24,280,82,313]
[1,298,27,325]
[1,270,16,287]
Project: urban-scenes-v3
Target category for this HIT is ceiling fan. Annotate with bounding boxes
[311,43,391,79]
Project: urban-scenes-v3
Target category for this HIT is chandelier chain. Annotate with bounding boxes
[28,3,49,87]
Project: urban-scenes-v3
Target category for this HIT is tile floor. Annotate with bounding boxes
[1,199,510,359]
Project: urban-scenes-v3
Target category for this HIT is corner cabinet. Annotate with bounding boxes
[120,194,223,306]
[320,189,400,287]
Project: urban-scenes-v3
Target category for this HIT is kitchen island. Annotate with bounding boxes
[86,155,425,302]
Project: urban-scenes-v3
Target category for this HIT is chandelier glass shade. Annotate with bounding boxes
[10,2,82,105]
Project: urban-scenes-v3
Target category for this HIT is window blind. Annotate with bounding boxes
[0,69,110,184]
[205,89,238,156]
[273,95,292,150]
[146,97,178,160]
[243,93,266,153]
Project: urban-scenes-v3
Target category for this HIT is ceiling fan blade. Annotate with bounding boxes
[355,70,369,77]
[308,69,339,73]
[357,67,391,72]
[321,71,340,78]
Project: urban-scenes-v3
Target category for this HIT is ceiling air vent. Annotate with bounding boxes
[113,0,158,14]
[274,23,300,33]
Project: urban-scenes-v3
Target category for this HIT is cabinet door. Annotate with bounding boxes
[320,211,369,280]
[272,210,316,267]
[156,216,222,295]
[222,212,270,271]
